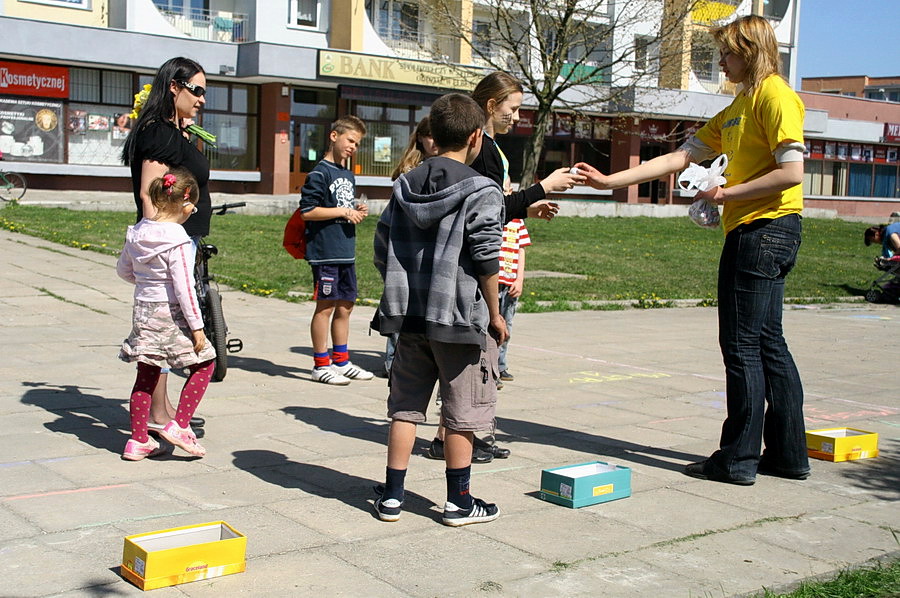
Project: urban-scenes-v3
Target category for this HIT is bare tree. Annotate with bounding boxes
[424,0,700,184]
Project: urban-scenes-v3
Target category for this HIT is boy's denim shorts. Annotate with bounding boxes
[311,263,357,302]
[387,332,499,432]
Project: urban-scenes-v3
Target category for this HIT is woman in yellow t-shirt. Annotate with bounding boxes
[575,15,809,485]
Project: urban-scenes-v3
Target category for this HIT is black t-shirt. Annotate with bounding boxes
[129,119,212,238]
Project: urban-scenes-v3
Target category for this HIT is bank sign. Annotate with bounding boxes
[0,61,68,99]
[318,50,483,90]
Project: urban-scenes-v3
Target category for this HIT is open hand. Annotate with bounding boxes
[527,200,560,221]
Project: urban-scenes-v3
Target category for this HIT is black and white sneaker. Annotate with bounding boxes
[442,497,499,527]
[374,496,403,522]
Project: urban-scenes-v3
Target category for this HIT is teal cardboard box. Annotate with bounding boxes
[540,461,631,508]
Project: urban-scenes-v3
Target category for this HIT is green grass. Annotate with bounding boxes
[758,559,900,597]
[0,205,878,309]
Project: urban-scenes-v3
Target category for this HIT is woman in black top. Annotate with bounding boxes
[121,56,211,431]
[471,72,583,222]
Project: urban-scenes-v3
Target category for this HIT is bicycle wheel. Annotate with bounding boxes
[204,288,229,381]
[0,172,26,201]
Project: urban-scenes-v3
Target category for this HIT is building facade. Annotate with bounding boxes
[0,0,896,216]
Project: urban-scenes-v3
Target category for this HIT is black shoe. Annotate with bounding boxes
[442,497,499,527]
[683,460,755,486]
[499,370,514,381]
[474,436,510,459]
[190,416,205,428]
[756,459,810,480]
[426,438,493,464]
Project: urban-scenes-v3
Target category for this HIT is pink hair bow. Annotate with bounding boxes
[162,173,177,194]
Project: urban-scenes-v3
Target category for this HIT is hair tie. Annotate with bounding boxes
[183,186,191,201]
[162,173,176,195]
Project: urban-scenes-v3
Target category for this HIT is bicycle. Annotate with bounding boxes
[0,169,27,201]
[195,202,245,381]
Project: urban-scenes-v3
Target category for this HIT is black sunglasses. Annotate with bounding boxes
[176,80,206,98]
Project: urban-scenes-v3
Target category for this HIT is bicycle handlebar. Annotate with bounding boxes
[211,202,246,215]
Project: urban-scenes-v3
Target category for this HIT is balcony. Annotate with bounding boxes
[156,7,249,43]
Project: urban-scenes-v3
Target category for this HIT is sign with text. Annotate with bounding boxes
[884,122,900,143]
[318,50,483,90]
[0,61,68,99]
[0,97,64,162]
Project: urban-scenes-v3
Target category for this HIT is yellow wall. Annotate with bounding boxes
[6,0,107,28]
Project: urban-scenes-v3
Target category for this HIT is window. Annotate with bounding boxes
[291,89,336,119]
[803,160,823,195]
[289,0,318,27]
[634,35,658,72]
[691,37,717,82]
[366,0,419,42]
[153,0,208,19]
[472,20,492,59]
[197,83,260,170]
[351,101,425,176]
[762,0,790,20]
[70,68,135,106]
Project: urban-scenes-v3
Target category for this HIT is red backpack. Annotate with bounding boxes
[283,208,306,259]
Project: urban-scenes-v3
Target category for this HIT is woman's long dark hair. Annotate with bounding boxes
[122,57,205,165]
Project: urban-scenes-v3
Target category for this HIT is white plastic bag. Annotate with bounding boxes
[678,154,727,228]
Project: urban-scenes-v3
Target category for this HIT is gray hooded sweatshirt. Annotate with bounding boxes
[372,156,503,347]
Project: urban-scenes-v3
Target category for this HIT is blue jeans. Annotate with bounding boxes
[498,285,518,372]
[708,214,809,480]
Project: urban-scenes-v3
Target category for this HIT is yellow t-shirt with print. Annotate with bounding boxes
[694,74,805,234]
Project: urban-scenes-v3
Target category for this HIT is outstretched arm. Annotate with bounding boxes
[574,149,692,191]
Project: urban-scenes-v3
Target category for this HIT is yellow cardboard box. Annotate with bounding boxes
[806,427,879,462]
[121,521,246,591]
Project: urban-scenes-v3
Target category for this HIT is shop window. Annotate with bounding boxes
[289,0,319,27]
[803,160,823,196]
[848,163,871,196]
[873,164,898,198]
[71,68,137,105]
[351,100,426,176]
[201,113,258,170]
[0,97,64,163]
[292,89,336,119]
[231,85,257,114]
[831,162,847,196]
[198,84,259,170]
[67,102,133,166]
[70,68,101,103]
[204,84,230,111]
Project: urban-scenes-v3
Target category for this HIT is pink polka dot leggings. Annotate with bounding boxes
[129,360,214,442]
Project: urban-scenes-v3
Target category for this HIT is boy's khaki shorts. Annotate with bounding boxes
[387,332,499,432]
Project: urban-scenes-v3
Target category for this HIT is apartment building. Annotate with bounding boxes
[0,0,896,214]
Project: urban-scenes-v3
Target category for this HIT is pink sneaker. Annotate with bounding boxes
[122,437,161,461]
[159,421,206,457]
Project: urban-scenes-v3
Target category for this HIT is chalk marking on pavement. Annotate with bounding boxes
[521,344,724,383]
[77,511,195,530]
[4,483,130,502]
[0,457,73,469]
[647,417,694,424]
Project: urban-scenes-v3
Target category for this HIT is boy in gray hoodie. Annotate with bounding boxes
[372,93,508,526]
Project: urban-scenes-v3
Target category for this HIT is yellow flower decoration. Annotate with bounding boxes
[129,84,152,120]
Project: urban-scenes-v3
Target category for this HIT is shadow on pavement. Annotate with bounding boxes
[20,381,129,455]
[232,449,438,519]
[837,437,900,501]
[496,416,704,473]
[224,354,307,379]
